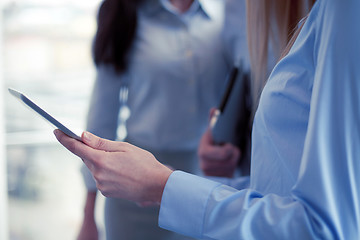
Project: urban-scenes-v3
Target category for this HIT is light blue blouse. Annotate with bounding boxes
[159,0,360,239]
[83,0,248,190]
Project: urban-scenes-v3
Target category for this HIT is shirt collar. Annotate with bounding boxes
[197,0,218,20]
[141,0,213,20]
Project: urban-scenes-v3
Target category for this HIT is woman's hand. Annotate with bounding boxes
[54,130,173,204]
[198,128,240,178]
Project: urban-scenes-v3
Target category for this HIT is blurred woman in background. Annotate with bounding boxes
[79,0,249,239]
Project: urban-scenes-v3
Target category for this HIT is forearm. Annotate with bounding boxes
[78,190,99,240]
[83,191,97,218]
[159,171,323,239]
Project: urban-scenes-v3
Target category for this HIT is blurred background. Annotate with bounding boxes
[1,0,106,239]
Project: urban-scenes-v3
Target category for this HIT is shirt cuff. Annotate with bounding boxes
[205,175,250,190]
[159,170,221,238]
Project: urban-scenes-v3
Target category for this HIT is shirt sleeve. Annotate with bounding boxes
[159,171,222,238]
[81,64,124,191]
[159,171,315,239]
[159,1,360,239]
[205,175,250,190]
[86,64,123,140]
[291,0,360,238]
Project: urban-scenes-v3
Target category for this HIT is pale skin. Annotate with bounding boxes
[198,108,241,178]
[54,129,173,204]
[198,128,240,178]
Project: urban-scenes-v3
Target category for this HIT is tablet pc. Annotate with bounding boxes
[8,88,82,142]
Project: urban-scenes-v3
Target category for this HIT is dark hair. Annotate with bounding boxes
[93,0,142,73]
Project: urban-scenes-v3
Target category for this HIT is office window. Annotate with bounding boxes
[2,0,104,239]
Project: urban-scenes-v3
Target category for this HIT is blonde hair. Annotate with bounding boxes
[246,0,315,113]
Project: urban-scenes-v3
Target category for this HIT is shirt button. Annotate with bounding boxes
[189,78,195,85]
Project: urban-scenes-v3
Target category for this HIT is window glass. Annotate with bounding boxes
[2,0,104,239]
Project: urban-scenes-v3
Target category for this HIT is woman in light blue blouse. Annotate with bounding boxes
[79,0,249,239]
[198,0,315,178]
[55,0,360,238]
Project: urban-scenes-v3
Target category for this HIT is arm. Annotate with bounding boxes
[54,130,173,204]
[77,191,98,240]
[198,107,243,178]
[198,128,250,189]
[159,1,360,239]
[80,64,123,191]
[78,64,123,238]
[198,128,241,178]
[86,64,123,140]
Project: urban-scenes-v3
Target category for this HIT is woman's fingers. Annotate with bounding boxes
[198,134,241,177]
[81,131,127,152]
[53,130,103,169]
[198,130,234,161]
[54,129,173,203]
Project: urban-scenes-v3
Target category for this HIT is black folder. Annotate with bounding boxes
[211,62,250,146]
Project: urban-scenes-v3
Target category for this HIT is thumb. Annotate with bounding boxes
[82,131,124,152]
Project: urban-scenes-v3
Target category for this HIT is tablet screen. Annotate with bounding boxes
[8,88,82,142]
